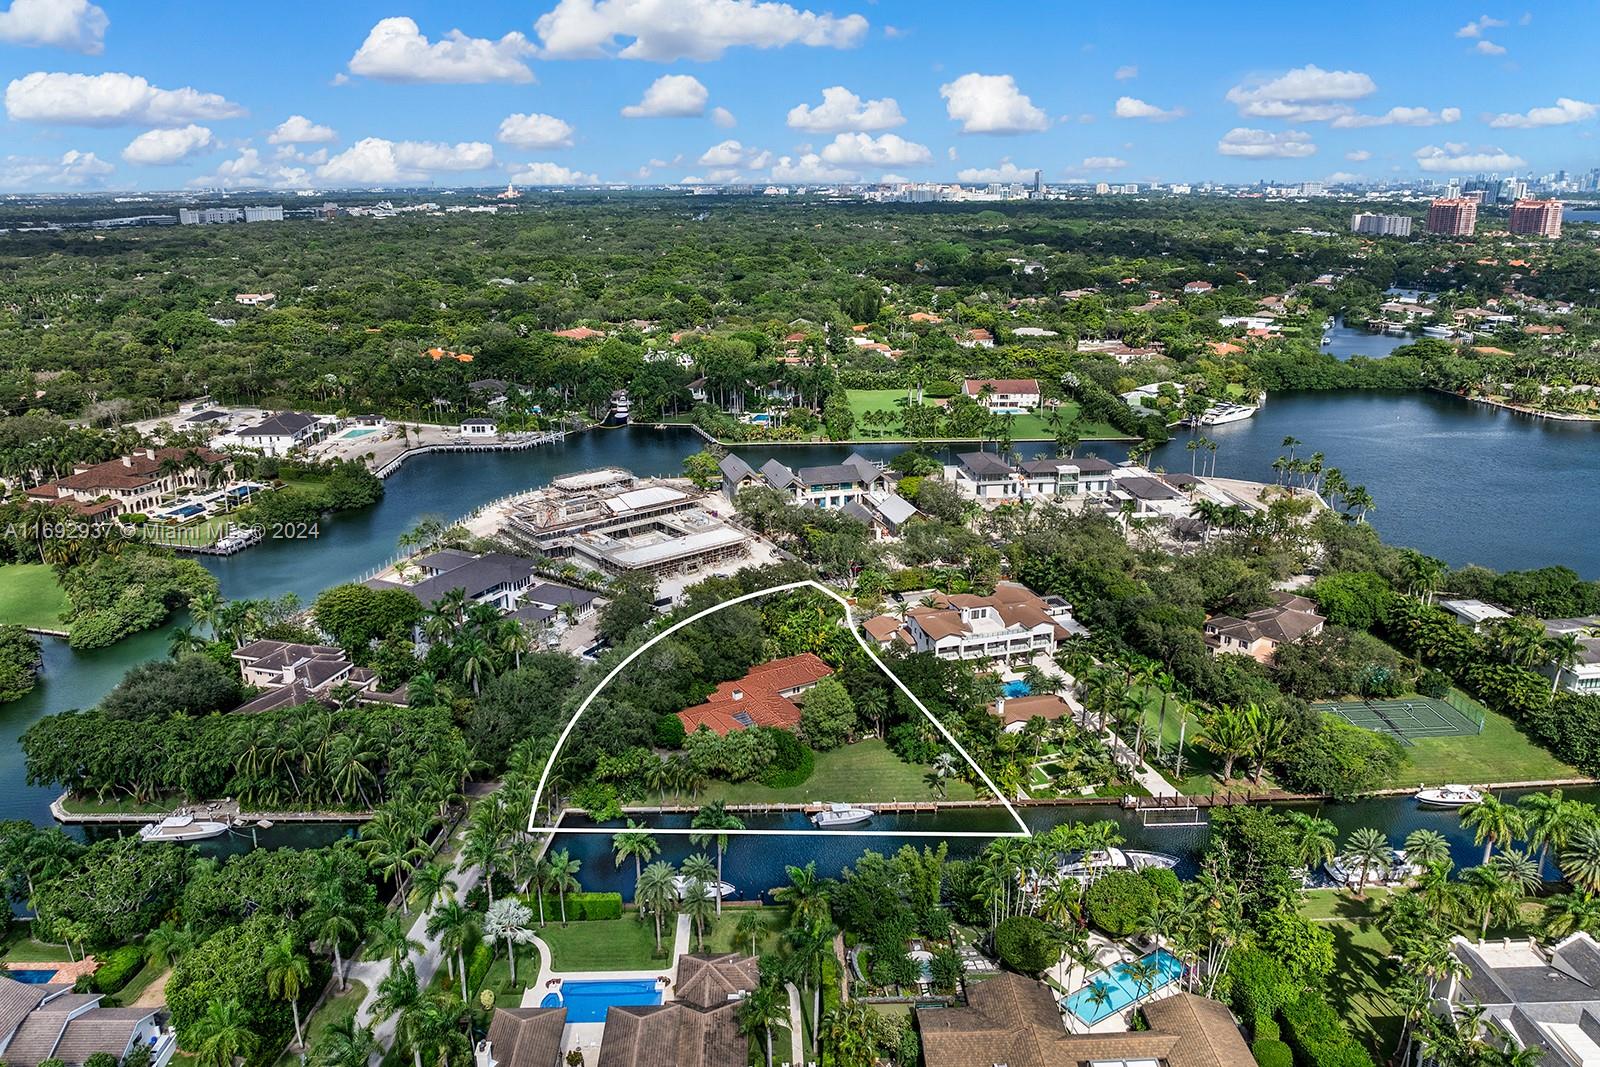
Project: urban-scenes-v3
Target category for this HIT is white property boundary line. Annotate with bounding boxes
[528,579,1032,839]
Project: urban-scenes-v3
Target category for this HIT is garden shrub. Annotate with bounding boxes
[1085,870,1156,936]
[1138,866,1183,906]
[993,915,1055,975]
[562,892,623,921]
[1251,1037,1294,1067]
[1416,668,1452,699]
[1280,989,1375,1067]
[759,729,815,788]
[1226,949,1294,1037]
[93,944,147,993]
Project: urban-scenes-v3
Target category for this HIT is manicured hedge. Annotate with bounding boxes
[1227,948,1295,1037]
[760,729,815,788]
[1252,1038,1294,1067]
[93,944,147,994]
[1279,989,1375,1067]
[561,892,624,921]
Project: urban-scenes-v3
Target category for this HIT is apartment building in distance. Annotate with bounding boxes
[1350,212,1413,237]
[1509,198,1564,238]
[1427,198,1479,236]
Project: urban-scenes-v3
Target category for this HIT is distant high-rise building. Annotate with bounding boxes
[1350,213,1413,237]
[1427,198,1478,236]
[1508,199,1563,238]
[1446,177,1462,198]
[1095,182,1110,195]
[1032,168,1042,193]
[1300,181,1326,196]
[177,207,242,225]
[242,205,284,223]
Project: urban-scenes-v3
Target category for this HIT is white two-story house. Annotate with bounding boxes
[963,378,1040,413]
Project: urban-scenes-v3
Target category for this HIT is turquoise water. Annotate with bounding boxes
[1002,680,1033,698]
[6,969,59,984]
[1063,949,1185,1024]
[340,427,380,439]
[541,978,662,1022]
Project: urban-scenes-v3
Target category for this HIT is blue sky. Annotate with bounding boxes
[1,0,1596,191]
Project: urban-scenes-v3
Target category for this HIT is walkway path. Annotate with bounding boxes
[785,981,806,1067]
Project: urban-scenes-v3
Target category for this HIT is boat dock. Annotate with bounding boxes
[373,428,571,478]
[50,793,372,826]
[162,526,263,555]
[611,800,951,816]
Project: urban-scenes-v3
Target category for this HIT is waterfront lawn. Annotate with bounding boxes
[705,906,791,958]
[694,739,979,805]
[0,564,70,631]
[842,390,1121,441]
[56,793,174,816]
[1300,890,1402,1056]
[279,981,367,1065]
[1378,689,1581,788]
[538,913,664,970]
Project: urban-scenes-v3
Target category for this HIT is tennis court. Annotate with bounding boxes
[1317,695,1485,746]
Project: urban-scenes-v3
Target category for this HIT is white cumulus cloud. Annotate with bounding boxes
[1216,127,1316,158]
[0,0,107,53]
[1474,39,1506,55]
[1456,15,1507,37]
[1487,97,1598,128]
[535,0,868,61]
[940,72,1048,134]
[5,71,244,126]
[268,115,337,145]
[786,86,905,131]
[498,112,576,148]
[768,153,854,182]
[710,106,736,128]
[621,74,708,117]
[348,17,534,83]
[1345,149,1372,161]
[189,147,310,190]
[508,161,597,185]
[1080,155,1128,170]
[122,124,213,165]
[317,137,495,183]
[1225,64,1375,122]
[956,160,1036,182]
[818,132,931,167]
[1414,143,1526,172]
[1332,106,1461,128]
[1114,96,1183,121]
[0,148,113,189]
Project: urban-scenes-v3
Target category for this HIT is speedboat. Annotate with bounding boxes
[1415,784,1484,809]
[137,813,229,843]
[672,875,736,901]
[811,803,874,828]
[1325,848,1421,888]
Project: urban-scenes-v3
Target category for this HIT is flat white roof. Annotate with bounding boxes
[599,525,747,567]
[605,485,688,513]
[1439,599,1512,624]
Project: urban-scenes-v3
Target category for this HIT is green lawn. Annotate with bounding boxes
[109,959,165,1006]
[0,564,70,631]
[0,935,77,963]
[1373,689,1582,788]
[843,389,1124,441]
[1298,891,1402,1056]
[139,514,232,549]
[476,950,538,1008]
[279,980,367,1065]
[56,794,175,816]
[694,739,980,805]
[704,906,791,958]
[537,914,667,971]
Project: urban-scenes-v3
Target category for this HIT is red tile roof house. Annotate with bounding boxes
[677,654,833,736]
[26,447,231,518]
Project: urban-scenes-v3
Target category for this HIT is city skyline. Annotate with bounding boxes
[1,0,1598,192]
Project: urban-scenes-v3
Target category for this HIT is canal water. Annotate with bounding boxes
[1320,315,1414,361]
[551,785,1600,898]
[6,392,1597,835]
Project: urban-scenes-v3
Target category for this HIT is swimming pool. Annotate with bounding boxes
[6,969,59,984]
[166,504,205,519]
[1062,949,1184,1024]
[340,427,380,439]
[1002,680,1032,698]
[540,978,662,1022]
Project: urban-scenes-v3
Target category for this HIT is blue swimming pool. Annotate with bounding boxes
[541,979,662,1022]
[167,504,205,518]
[7,969,58,984]
[1002,680,1032,698]
[340,427,379,439]
[1062,949,1185,1024]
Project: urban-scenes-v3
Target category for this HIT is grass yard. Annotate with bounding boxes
[537,914,667,971]
[695,739,980,805]
[705,906,791,958]
[1376,689,1581,788]
[0,564,70,631]
[0,935,76,963]
[278,980,367,1065]
[139,513,232,549]
[476,950,538,1008]
[843,389,1124,441]
[1299,891,1402,1056]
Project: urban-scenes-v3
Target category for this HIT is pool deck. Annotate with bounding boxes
[3,957,99,985]
[526,913,694,1067]
[1049,936,1188,1034]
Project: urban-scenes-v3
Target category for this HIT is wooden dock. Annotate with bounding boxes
[50,793,372,826]
[373,429,571,478]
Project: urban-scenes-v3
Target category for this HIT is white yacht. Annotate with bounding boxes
[606,390,631,426]
[137,812,229,843]
[1415,784,1484,809]
[672,874,736,901]
[811,803,874,828]
[1183,402,1259,427]
[1325,849,1422,888]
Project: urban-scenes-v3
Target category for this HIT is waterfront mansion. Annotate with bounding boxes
[864,581,1084,664]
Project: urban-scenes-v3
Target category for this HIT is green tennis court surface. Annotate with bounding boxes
[1317,696,1485,746]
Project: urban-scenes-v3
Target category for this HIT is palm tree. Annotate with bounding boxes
[1461,865,1516,939]
[310,1014,376,1067]
[739,980,789,1067]
[1245,704,1290,784]
[1402,828,1453,871]
[1545,633,1585,694]
[372,964,429,1067]
[142,920,196,970]
[773,862,831,928]
[426,898,480,1001]
[1341,827,1392,896]
[612,821,660,886]
[1543,891,1600,939]
[690,801,744,915]
[1125,957,1162,1002]
[734,910,765,957]
[263,932,312,1050]
[636,860,678,955]
[547,847,582,924]
[1196,703,1255,782]
[368,911,422,965]
[682,880,717,951]
[483,897,536,981]
[1285,811,1339,871]
[529,856,552,926]
[786,921,838,1055]
[1564,823,1600,893]
[1461,794,1525,864]
[411,861,457,910]
[190,998,259,1067]
[1519,789,1578,873]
